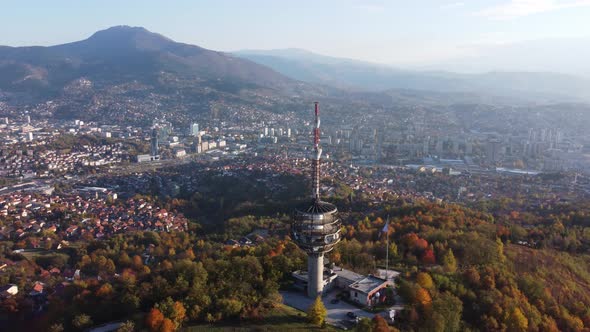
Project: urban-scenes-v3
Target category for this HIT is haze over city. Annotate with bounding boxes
[2,0,590,74]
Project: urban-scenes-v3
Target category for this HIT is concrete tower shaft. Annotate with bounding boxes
[307,253,324,299]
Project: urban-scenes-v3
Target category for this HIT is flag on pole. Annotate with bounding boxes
[384,217,390,281]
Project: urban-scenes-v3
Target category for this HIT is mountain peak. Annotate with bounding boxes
[82,26,173,51]
[0,25,299,103]
[89,25,159,37]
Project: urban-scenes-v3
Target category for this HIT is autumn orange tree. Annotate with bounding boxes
[146,308,164,332]
[159,318,175,332]
[155,297,186,329]
[415,287,433,312]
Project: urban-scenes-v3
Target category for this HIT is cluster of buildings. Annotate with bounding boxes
[0,190,188,242]
[136,119,236,163]
[324,123,587,173]
[0,114,42,144]
[0,144,125,179]
[292,266,394,307]
[258,124,293,144]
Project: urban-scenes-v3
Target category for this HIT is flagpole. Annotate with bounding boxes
[385,215,389,281]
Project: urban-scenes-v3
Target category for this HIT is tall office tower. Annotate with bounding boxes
[291,102,341,298]
[423,137,430,155]
[150,128,159,157]
[190,123,199,136]
[435,139,443,154]
[465,141,473,155]
[350,127,359,154]
[452,140,459,154]
[486,139,503,164]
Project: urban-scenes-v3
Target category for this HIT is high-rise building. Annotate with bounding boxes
[435,140,443,154]
[465,141,473,155]
[422,137,430,155]
[486,139,503,164]
[190,123,199,136]
[150,128,159,157]
[291,102,341,298]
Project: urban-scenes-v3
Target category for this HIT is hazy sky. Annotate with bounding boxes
[2,0,590,66]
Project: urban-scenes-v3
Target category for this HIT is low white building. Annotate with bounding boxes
[0,284,18,298]
[349,275,394,307]
[292,265,396,305]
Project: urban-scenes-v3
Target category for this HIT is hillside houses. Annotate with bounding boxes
[0,192,188,242]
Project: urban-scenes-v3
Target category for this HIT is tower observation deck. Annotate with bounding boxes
[291,102,341,298]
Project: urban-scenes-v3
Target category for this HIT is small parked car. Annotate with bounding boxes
[330,298,340,304]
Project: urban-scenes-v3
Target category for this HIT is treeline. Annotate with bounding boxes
[0,229,307,331]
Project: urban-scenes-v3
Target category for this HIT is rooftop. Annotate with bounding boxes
[333,267,364,283]
[295,199,337,215]
[349,275,390,294]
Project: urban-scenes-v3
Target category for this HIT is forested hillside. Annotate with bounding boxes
[2,171,590,331]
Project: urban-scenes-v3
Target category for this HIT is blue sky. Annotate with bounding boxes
[2,0,590,66]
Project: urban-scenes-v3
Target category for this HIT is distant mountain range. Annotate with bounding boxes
[420,38,590,78]
[1,26,589,125]
[0,26,303,94]
[0,26,325,123]
[235,48,590,102]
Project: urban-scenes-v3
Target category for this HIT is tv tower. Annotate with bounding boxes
[292,102,341,298]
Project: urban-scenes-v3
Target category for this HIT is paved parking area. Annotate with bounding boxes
[281,290,375,329]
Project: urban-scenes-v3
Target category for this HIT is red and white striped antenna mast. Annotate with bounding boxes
[311,102,322,200]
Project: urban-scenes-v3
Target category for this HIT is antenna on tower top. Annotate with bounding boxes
[312,102,322,200]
